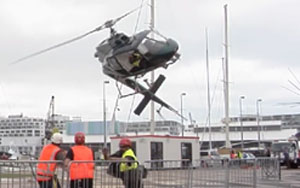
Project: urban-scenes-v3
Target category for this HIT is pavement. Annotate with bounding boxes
[258,167,300,188]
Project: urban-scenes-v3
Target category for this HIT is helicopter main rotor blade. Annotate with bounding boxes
[11,5,144,65]
[11,30,96,64]
[95,6,141,31]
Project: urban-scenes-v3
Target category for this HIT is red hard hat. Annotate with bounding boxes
[119,138,132,147]
[75,132,85,145]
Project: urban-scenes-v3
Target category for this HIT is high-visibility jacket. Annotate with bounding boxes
[120,148,138,172]
[36,144,61,181]
[237,151,243,159]
[69,145,94,180]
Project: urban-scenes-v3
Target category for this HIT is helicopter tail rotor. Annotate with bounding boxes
[134,74,166,115]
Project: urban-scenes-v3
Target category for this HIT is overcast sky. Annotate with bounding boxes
[0,0,300,124]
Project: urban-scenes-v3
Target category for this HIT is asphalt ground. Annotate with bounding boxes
[258,167,300,188]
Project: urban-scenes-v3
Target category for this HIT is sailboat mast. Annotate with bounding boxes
[205,28,212,151]
[224,4,231,148]
[150,0,156,135]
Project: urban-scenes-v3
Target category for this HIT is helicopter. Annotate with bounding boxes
[12,8,182,117]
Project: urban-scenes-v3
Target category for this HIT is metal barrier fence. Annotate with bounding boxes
[0,160,64,188]
[0,158,280,188]
[256,157,281,181]
[143,160,192,188]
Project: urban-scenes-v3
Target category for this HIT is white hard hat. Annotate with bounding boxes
[51,133,63,144]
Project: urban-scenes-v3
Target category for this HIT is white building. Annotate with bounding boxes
[0,114,45,156]
[187,113,300,151]
[111,135,200,164]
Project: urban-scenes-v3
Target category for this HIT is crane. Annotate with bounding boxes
[44,96,55,144]
[46,96,55,130]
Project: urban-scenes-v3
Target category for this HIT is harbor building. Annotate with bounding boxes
[1,113,300,158]
[0,114,45,157]
[188,113,300,151]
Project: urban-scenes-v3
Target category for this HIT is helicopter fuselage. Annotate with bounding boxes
[95,30,180,80]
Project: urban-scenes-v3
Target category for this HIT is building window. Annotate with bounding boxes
[151,142,163,168]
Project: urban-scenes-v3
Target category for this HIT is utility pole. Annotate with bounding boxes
[103,81,109,148]
[180,93,186,136]
[256,99,262,148]
[239,96,245,150]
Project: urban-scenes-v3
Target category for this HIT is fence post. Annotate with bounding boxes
[278,159,281,181]
[253,159,257,188]
[225,160,230,188]
[187,162,193,188]
[61,162,65,188]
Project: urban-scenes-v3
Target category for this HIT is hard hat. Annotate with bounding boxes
[75,132,85,145]
[51,133,63,144]
[119,138,131,147]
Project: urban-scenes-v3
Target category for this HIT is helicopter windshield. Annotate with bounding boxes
[137,38,165,57]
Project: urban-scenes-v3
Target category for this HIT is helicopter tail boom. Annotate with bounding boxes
[134,75,165,115]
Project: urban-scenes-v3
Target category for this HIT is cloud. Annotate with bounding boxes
[1,0,300,124]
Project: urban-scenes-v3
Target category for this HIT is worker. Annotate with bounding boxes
[64,132,94,188]
[230,150,236,159]
[102,138,143,188]
[36,133,65,188]
[129,52,142,67]
[237,150,243,159]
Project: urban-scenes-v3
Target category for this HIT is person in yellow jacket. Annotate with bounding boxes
[103,138,142,188]
[64,132,94,188]
[36,133,65,188]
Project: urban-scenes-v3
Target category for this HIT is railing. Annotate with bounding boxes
[0,158,280,188]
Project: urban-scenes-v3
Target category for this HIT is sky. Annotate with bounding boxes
[0,0,300,124]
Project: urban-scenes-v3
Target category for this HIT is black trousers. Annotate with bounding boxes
[70,179,93,188]
[121,170,143,188]
[38,178,61,188]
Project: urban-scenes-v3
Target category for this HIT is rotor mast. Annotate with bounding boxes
[150,0,156,135]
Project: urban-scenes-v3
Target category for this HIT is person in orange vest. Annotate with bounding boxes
[103,138,143,188]
[36,132,65,188]
[64,132,94,188]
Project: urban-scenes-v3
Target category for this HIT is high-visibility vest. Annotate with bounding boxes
[237,152,242,159]
[69,145,94,180]
[36,144,61,181]
[120,149,138,172]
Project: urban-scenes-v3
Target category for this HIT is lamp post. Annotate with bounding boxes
[256,99,262,148]
[239,96,245,150]
[103,80,109,148]
[180,93,186,137]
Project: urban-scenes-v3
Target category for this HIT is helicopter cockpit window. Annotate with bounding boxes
[107,57,122,70]
[139,38,165,56]
[115,51,135,72]
[109,33,131,49]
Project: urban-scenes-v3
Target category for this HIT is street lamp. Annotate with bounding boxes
[180,93,186,137]
[103,80,109,148]
[239,96,245,150]
[256,99,262,148]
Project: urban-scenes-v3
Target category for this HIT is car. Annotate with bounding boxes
[243,152,256,159]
